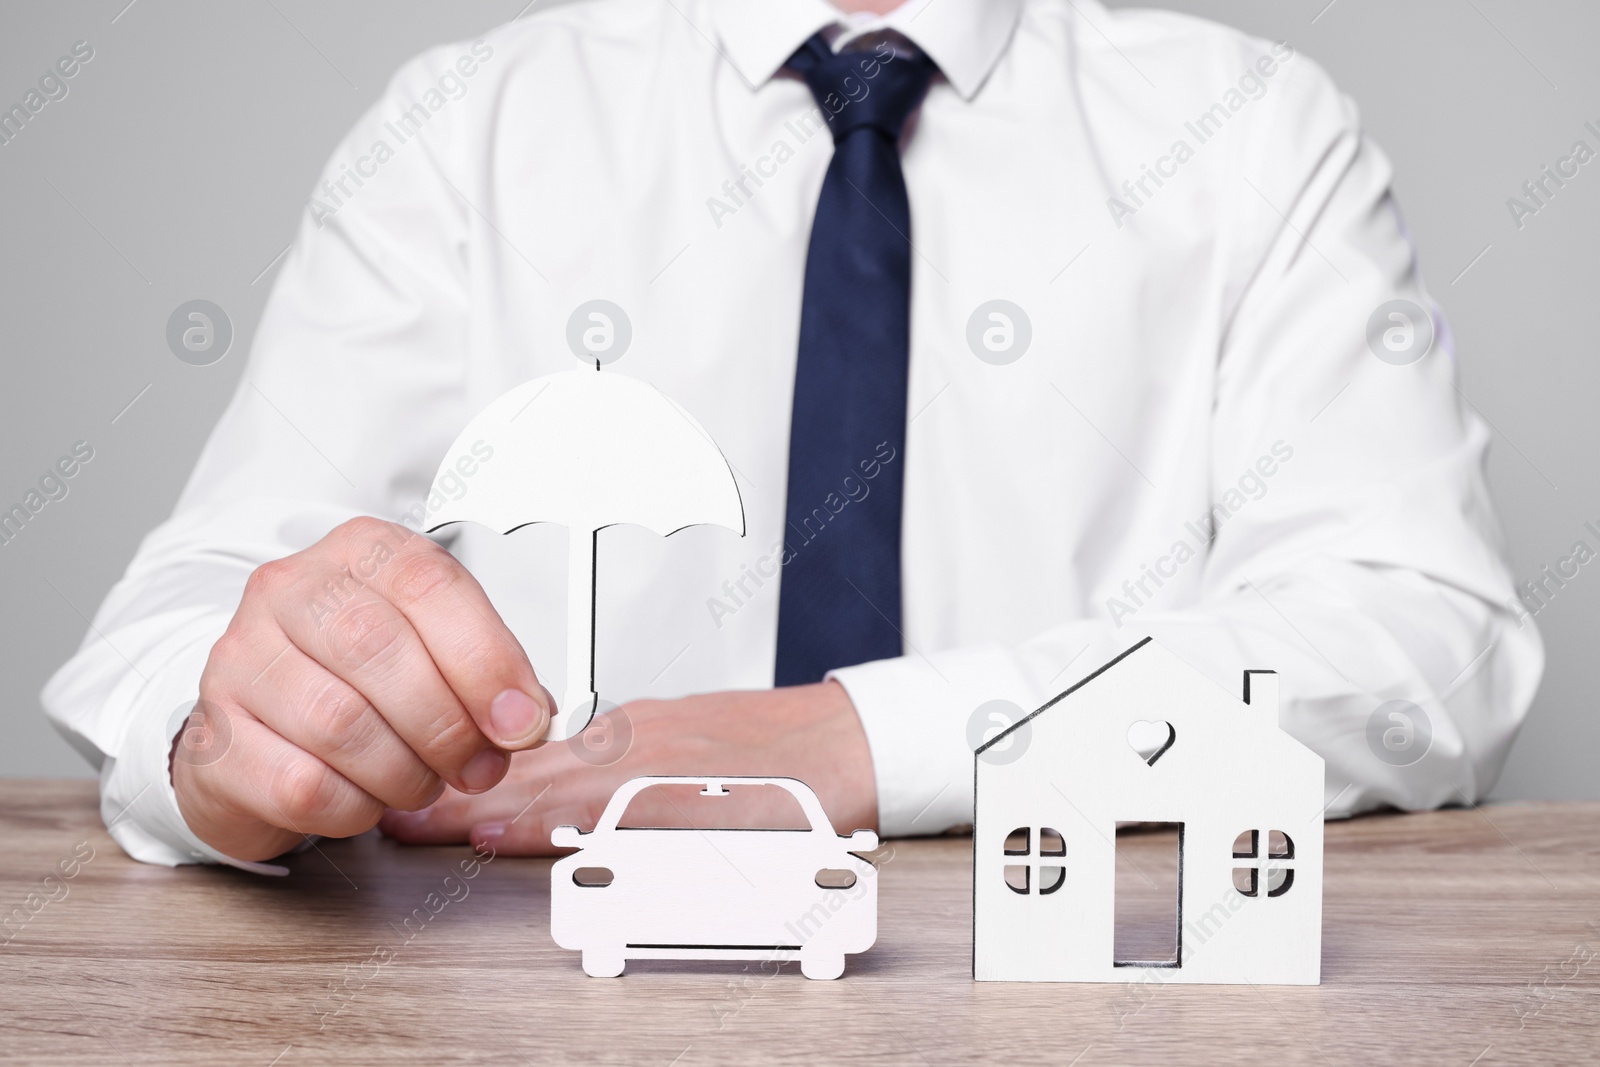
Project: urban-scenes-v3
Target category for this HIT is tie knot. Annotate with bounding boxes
[786,32,935,144]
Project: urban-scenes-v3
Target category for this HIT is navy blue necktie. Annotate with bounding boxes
[774,33,935,687]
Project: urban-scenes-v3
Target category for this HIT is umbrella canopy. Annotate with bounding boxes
[427,368,746,739]
[429,370,746,536]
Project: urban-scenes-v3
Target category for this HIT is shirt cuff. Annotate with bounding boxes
[101,634,292,876]
[829,643,1044,838]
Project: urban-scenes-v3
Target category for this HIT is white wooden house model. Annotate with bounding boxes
[973,638,1324,984]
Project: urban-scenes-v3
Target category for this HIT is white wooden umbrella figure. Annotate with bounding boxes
[425,368,746,741]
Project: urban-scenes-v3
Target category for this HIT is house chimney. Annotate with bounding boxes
[1243,670,1279,724]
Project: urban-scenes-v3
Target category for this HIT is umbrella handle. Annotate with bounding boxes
[552,525,600,741]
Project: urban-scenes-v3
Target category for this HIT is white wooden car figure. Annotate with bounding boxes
[550,776,879,979]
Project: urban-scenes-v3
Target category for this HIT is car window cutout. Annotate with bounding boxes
[614,781,811,831]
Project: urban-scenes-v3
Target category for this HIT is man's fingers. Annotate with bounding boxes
[265,555,507,795]
[179,515,558,861]
[337,520,553,749]
[378,806,469,846]
[192,709,385,840]
[379,784,535,846]
[470,802,598,856]
[382,796,589,855]
[380,743,598,852]
[173,701,305,862]
[226,640,443,812]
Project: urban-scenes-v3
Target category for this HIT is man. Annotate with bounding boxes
[44,0,1540,872]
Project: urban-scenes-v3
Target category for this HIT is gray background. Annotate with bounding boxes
[1,1,1594,799]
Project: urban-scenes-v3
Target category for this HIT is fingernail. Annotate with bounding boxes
[490,688,548,745]
[459,748,510,793]
[473,822,507,847]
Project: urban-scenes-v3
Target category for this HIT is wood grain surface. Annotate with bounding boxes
[2,781,1598,1065]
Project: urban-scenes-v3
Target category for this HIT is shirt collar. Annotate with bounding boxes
[707,0,1023,101]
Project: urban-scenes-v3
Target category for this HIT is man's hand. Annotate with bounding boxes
[377,681,878,853]
[173,517,554,862]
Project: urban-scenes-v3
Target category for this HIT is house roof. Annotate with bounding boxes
[973,637,1155,757]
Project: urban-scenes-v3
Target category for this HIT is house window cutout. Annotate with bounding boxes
[1113,822,1183,968]
[1126,720,1176,765]
[1002,826,1066,894]
[1232,829,1295,899]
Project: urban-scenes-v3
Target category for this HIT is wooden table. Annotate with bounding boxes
[3,782,1597,1065]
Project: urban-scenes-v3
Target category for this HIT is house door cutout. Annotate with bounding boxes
[1113,822,1184,968]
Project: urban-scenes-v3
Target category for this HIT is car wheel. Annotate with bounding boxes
[582,950,626,978]
[800,953,845,980]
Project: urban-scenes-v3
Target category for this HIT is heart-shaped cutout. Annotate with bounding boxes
[1127,720,1175,766]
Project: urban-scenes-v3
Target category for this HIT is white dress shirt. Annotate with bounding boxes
[43,0,1541,871]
